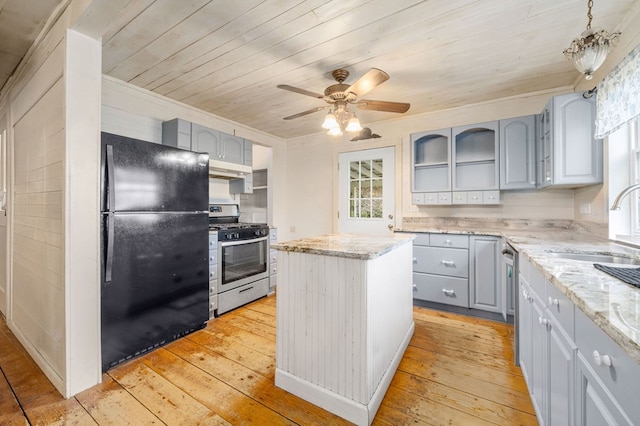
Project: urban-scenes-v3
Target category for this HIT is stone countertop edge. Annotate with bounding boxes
[396,225,640,365]
[271,233,415,260]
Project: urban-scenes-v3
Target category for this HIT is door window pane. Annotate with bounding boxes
[349,158,383,219]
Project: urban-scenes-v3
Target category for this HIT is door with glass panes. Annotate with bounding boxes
[338,147,395,235]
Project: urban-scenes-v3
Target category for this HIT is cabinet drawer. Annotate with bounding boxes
[437,192,452,205]
[414,246,469,278]
[413,233,430,246]
[545,280,574,337]
[467,191,484,204]
[575,308,640,421]
[430,233,469,249]
[208,249,217,266]
[208,233,217,249]
[452,192,467,204]
[270,249,277,265]
[423,192,439,205]
[483,190,500,204]
[208,268,218,281]
[413,272,469,307]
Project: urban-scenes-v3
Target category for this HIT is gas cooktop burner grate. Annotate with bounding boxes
[209,222,268,231]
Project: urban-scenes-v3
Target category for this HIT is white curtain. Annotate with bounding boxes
[595,43,640,139]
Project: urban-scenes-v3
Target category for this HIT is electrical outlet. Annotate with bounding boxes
[579,203,591,215]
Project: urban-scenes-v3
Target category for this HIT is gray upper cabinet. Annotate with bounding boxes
[219,133,245,165]
[411,128,451,193]
[537,92,602,188]
[500,115,536,189]
[162,118,191,150]
[452,121,499,191]
[163,119,253,170]
[191,122,221,157]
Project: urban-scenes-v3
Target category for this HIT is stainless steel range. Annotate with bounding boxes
[208,204,270,317]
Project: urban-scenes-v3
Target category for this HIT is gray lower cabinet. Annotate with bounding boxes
[412,233,504,315]
[519,261,574,425]
[412,233,470,307]
[469,236,500,313]
[519,255,639,425]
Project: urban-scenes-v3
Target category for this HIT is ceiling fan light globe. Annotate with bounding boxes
[322,113,339,129]
[346,117,363,132]
[327,127,343,136]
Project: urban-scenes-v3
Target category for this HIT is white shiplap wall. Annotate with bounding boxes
[10,15,67,389]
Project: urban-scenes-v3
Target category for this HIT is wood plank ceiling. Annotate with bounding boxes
[1,1,637,139]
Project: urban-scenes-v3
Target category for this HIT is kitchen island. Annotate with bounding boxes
[272,233,414,426]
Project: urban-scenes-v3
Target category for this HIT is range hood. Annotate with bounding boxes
[208,158,252,179]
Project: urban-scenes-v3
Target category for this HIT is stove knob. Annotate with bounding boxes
[234,232,240,239]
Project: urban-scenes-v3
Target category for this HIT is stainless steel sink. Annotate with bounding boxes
[546,252,640,265]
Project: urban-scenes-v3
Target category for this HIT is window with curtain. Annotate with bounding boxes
[630,119,640,236]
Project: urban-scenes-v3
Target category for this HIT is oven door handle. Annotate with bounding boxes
[220,236,269,247]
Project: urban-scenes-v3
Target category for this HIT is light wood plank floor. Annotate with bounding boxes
[0,295,537,425]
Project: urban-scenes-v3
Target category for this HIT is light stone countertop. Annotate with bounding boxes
[397,220,640,365]
[272,233,415,260]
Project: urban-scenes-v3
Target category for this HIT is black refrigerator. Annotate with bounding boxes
[100,132,209,371]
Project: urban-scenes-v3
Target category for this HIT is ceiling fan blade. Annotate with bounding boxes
[277,84,324,99]
[283,106,328,120]
[356,99,410,113]
[346,68,389,97]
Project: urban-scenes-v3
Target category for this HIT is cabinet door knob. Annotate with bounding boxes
[548,297,559,306]
[413,257,417,263]
[538,316,548,326]
[413,284,418,292]
[593,350,612,367]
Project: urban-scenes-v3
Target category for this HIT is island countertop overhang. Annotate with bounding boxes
[271,233,415,260]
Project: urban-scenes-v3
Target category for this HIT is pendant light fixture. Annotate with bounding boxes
[563,0,620,80]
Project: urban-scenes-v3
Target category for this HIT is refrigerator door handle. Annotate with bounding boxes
[106,144,115,211]
[105,213,114,283]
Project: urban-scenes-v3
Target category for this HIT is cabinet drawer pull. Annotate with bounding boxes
[538,316,548,326]
[441,260,455,267]
[413,284,418,292]
[593,350,612,367]
[548,297,559,307]
[442,289,455,296]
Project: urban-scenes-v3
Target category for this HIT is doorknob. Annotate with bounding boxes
[388,224,394,230]
[388,214,394,219]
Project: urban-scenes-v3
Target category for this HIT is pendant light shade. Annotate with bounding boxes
[322,112,339,129]
[563,0,620,80]
[345,116,363,132]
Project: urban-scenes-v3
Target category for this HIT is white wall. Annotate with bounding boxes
[282,90,581,242]
[101,77,287,229]
[0,110,7,315]
[9,7,68,392]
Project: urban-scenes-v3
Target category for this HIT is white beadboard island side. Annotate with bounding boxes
[273,233,415,426]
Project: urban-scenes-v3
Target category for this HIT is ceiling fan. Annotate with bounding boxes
[277,68,410,125]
